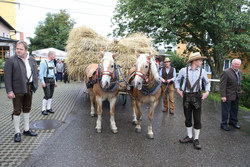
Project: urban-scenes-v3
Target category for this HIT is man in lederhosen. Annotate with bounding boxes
[160,57,176,114]
[175,52,210,150]
[39,51,57,115]
[4,40,38,142]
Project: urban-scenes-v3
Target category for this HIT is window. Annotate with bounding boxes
[202,60,211,74]
[3,32,5,37]
[223,59,231,70]
[0,46,10,59]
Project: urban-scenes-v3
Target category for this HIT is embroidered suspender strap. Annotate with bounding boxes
[184,66,191,93]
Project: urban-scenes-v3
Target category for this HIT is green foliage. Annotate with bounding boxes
[29,10,75,52]
[240,71,250,108]
[112,0,250,91]
[0,59,4,69]
[165,51,187,72]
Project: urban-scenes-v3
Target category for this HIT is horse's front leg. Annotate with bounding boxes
[90,94,95,117]
[95,96,103,133]
[109,97,118,134]
[130,97,137,125]
[135,101,142,133]
[147,101,159,139]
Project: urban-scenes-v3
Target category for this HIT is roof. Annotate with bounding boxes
[0,16,15,30]
[0,36,18,42]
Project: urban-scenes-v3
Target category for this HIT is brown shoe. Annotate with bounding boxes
[169,110,174,114]
[162,108,168,112]
[179,136,193,143]
[193,139,201,150]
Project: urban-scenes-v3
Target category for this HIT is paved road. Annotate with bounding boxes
[1,82,250,167]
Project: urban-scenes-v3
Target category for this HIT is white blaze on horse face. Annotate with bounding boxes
[134,54,149,90]
[101,52,114,88]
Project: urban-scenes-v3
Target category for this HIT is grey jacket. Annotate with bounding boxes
[220,68,242,101]
[4,54,38,94]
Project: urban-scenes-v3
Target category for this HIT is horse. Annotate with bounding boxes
[85,52,119,133]
[127,52,162,139]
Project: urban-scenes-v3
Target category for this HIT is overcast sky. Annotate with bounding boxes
[15,0,118,41]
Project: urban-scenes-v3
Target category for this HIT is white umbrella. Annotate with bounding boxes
[32,48,67,60]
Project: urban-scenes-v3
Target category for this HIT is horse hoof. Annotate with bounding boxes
[135,128,141,133]
[147,134,154,139]
[90,113,95,117]
[111,129,118,134]
[96,128,102,133]
[132,121,137,125]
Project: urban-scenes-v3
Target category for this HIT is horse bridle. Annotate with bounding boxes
[135,62,151,83]
[99,63,116,79]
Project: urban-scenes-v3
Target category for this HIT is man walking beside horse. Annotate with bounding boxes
[160,57,176,114]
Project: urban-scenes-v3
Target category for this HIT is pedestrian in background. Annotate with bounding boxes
[175,52,210,150]
[160,57,176,114]
[39,51,57,115]
[63,61,69,83]
[220,59,242,131]
[56,59,64,81]
[4,40,38,142]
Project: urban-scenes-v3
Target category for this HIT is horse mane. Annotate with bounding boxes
[150,57,160,82]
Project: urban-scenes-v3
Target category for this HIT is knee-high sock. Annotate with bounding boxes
[13,115,20,134]
[194,129,200,140]
[23,113,30,131]
[47,99,52,110]
[42,99,47,111]
[187,127,193,138]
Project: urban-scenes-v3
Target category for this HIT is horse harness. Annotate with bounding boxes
[86,64,119,92]
[128,63,161,95]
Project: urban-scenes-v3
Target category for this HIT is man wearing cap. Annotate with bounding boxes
[220,59,242,131]
[160,57,176,114]
[175,52,210,150]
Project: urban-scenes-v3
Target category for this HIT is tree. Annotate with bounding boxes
[112,0,250,91]
[29,9,75,52]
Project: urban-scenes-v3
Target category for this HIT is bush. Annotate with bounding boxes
[240,71,250,108]
[166,51,187,72]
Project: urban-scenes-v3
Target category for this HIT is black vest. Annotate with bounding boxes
[162,66,174,85]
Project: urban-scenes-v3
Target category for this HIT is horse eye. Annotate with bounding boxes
[111,65,114,68]
[145,65,148,68]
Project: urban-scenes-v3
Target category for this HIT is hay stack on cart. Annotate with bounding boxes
[65,26,157,81]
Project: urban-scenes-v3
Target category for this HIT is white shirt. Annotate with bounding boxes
[23,54,33,82]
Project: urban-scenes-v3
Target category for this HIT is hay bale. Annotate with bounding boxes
[65,26,158,81]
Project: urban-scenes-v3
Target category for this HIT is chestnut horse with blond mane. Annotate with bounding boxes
[127,52,161,139]
[85,52,119,133]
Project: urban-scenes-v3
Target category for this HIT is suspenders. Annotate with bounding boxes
[45,60,55,77]
[184,66,202,93]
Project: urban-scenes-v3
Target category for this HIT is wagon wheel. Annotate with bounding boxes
[122,94,127,105]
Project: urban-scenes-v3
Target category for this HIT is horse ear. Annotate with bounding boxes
[146,54,151,62]
[100,51,104,58]
[149,53,155,59]
[112,53,118,60]
[135,51,140,58]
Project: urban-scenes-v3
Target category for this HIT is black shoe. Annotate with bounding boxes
[229,123,240,129]
[23,130,37,136]
[42,110,48,115]
[221,125,230,131]
[179,136,193,143]
[47,109,55,113]
[193,139,202,150]
[14,133,21,142]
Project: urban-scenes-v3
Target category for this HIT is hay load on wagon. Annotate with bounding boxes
[65,26,158,80]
